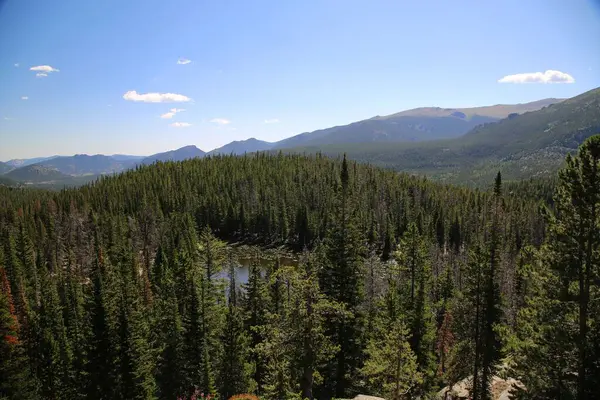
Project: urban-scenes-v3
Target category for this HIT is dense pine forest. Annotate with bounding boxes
[1,139,599,399]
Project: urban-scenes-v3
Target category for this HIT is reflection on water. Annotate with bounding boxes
[218,255,298,286]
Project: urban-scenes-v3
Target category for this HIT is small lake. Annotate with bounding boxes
[219,255,298,285]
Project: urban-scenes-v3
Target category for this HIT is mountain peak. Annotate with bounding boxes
[141,145,206,164]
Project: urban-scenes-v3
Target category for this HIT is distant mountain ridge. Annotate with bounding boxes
[288,88,599,184]
[273,98,562,148]
[6,156,59,168]
[0,95,577,186]
[208,138,274,155]
[33,154,136,175]
[141,145,206,164]
[0,161,11,175]
[380,98,562,119]
[5,164,71,183]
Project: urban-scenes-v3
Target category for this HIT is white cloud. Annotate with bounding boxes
[177,58,192,65]
[210,118,231,125]
[264,118,280,124]
[160,108,186,119]
[30,65,59,73]
[21,96,28,100]
[498,70,575,84]
[14,63,19,67]
[36,73,48,78]
[170,122,191,127]
[123,90,191,103]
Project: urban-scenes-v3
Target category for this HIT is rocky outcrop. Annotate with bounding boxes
[352,396,386,400]
[437,376,523,400]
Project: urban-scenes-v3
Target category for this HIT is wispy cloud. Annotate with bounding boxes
[170,122,191,128]
[14,63,19,67]
[498,70,574,84]
[160,108,186,119]
[264,118,280,124]
[123,90,192,103]
[210,118,231,125]
[30,65,59,73]
[36,73,48,78]
[177,58,192,65]
[3,117,13,120]
[21,96,28,100]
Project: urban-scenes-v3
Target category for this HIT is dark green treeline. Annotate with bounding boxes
[0,148,593,400]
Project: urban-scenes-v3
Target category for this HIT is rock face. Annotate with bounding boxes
[437,376,523,400]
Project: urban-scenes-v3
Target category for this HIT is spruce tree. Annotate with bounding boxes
[0,267,37,399]
[512,136,600,399]
[319,154,366,398]
[362,313,422,400]
[243,254,269,393]
[218,260,250,399]
[395,222,436,395]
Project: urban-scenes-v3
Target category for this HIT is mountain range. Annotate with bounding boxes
[2,91,597,187]
[294,87,600,184]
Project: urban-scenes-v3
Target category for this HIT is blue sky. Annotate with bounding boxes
[1,0,599,160]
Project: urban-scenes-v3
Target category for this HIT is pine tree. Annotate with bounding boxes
[289,249,339,400]
[0,267,37,399]
[87,245,120,400]
[218,260,250,399]
[36,258,74,399]
[243,254,269,393]
[361,317,422,400]
[152,249,186,399]
[512,136,600,399]
[62,255,90,399]
[320,154,366,398]
[395,222,436,395]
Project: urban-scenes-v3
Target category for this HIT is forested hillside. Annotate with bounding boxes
[0,145,598,399]
[289,87,600,185]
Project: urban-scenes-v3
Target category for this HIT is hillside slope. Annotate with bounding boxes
[142,145,206,164]
[6,156,58,168]
[0,161,12,174]
[208,138,274,155]
[5,164,71,183]
[286,88,599,185]
[274,98,562,149]
[26,154,135,175]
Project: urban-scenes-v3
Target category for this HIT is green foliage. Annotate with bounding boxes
[362,318,422,400]
[0,150,567,399]
[288,87,600,185]
[510,135,600,399]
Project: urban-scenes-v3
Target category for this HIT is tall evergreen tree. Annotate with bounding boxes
[0,267,37,399]
[218,260,250,399]
[512,136,600,399]
[395,222,436,395]
[319,154,366,398]
[243,255,269,393]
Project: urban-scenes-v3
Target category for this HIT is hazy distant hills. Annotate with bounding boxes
[110,154,146,162]
[32,154,136,176]
[208,138,274,155]
[5,164,71,183]
[2,93,591,187]
[6,156,58,168]
[273,98,562,148]
[141,145,206,164]
[289,88,599,184]
[0,161,12,175]
[380,98,562,119]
